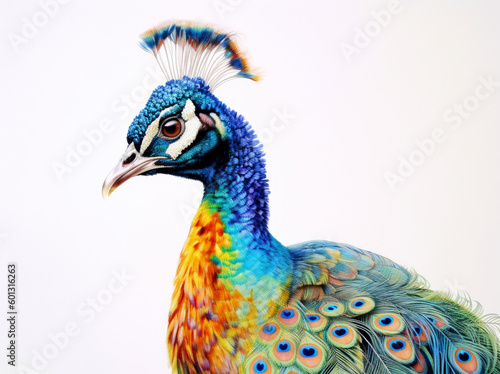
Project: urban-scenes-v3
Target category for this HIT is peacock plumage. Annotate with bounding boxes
[102,21,500,374]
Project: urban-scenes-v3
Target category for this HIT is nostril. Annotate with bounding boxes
[123,153,136,165]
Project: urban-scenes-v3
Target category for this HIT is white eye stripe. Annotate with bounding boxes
[181,99,196,121]
[140,100,206,160]
[165,116,201,160]
[139,106,174,155]
[210,113,225,139]
[165,99,201,160]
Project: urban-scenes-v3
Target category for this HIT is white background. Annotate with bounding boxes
[1,1,500,373]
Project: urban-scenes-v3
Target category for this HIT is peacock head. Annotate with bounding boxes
[102,21,259,198]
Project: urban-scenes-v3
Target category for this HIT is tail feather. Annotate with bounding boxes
[243,241,500,374]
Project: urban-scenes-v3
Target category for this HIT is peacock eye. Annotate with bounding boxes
[159,117,184,140]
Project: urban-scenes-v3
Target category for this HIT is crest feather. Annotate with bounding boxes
[140,20,260,91]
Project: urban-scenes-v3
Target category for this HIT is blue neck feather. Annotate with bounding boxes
[202,110,271,246]
[196,96,292,305]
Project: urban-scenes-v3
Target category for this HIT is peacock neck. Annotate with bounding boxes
[184,117,293,304]
[167,114,293,373]
[201,166,270,248]
[199,114,272,247]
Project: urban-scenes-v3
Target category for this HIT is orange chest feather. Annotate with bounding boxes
[167,206,258,374]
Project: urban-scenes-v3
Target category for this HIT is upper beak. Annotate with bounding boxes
[101,143,165,199]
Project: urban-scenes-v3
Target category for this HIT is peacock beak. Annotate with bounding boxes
[101,143,164,199]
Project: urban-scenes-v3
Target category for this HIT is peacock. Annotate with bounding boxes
[102,21,500,374]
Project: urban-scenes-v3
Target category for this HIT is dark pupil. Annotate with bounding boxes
[308,315,319,321]
[355,301,364,307]
[391,341,405,350]
[163,121,180,137]
[327,305,337,311]
[282,310,292,318]
[414,326,422,335]
[256,363,264,372]
[302,348,315,357]
[458,352,470,362]
[335,328,347,337]
[263,325,274,334]
[381,317,392,325]
[279,343,288,350]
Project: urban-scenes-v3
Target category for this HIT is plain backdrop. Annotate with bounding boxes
[1,1,500,373]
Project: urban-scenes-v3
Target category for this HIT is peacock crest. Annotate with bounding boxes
[102,21,500,374]
[139,21,260,91]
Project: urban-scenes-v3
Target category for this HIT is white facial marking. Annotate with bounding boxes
[210,113,225,139]
[181,99,196,121]
[140,106,173,154]
[166,100,201,160]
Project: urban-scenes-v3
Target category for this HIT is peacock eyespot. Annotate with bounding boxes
[390,339,406,351]
[159,117,184,140]
[262,324,276,335]
[348,297,375,315]
[307,314,320,322]
[456,350,471,363]
[353,300,365,308]
[253,359,268,373]
[332,327,348,337]
[320,301,344,317]
[280,309,295,319]
[277,341,291,352]
[452,348,479,373]
[300,345,318,358]
[412,325,422,335]
[380,316,394,326]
